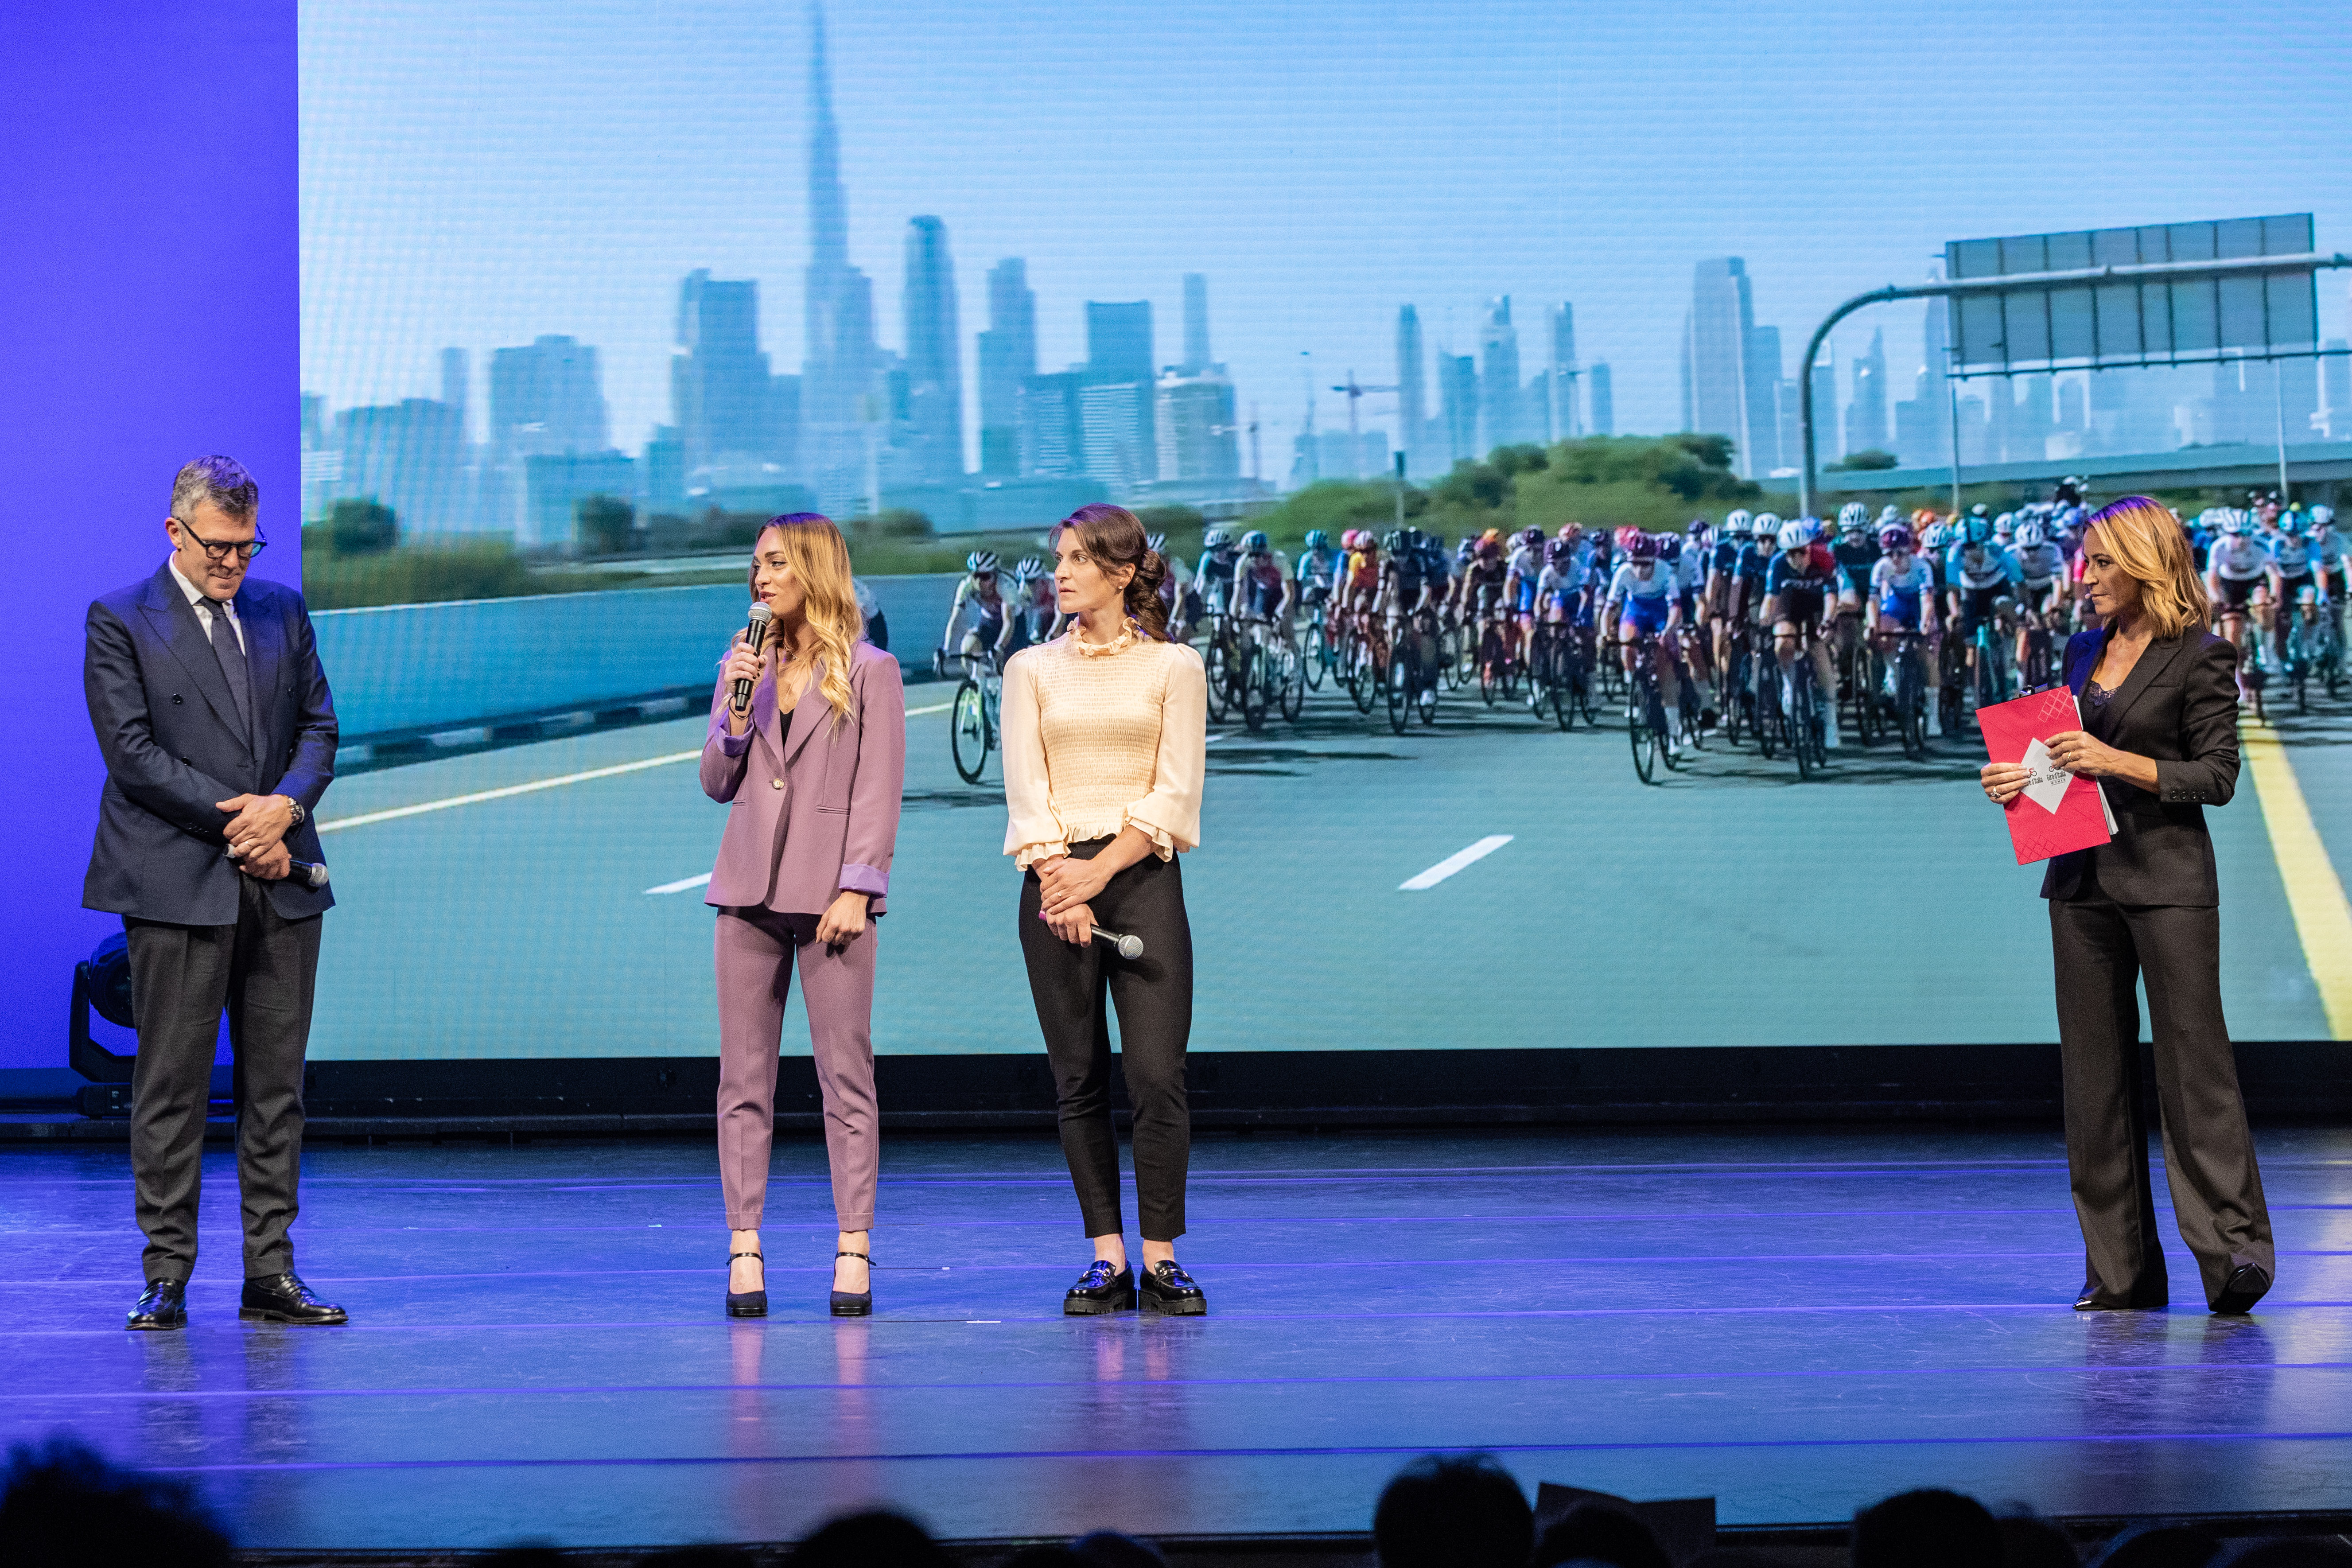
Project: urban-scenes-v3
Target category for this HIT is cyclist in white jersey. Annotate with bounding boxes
[2205,510,2274,698]
[2010,519,2068,679]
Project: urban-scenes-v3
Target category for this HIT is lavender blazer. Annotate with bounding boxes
[700,639,906,915]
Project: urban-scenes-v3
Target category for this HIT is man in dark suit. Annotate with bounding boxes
[84,455,346,1331]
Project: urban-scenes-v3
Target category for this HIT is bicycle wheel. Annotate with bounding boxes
[949,678,990,784]
[1897,653,1927,761]
[1386,644,1415,735]
[1787,666,1816,779]
[1477,628,1500,707]
[1629,679,1659,785]
[1279,639,1306,722]
[1675,677,1703,760]
[1754,668,1781,760]
[1350,632,1378,715]
[1241,645,1270,733]
[1203,635,1229,723]
[1549,643,1575,732]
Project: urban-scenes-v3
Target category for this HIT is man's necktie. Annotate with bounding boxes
[206,598,255,747]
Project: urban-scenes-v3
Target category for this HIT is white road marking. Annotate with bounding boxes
[645,873,714,896]
[1399,835,1513,891]
[318,751,703,833]
[906,700,953,716]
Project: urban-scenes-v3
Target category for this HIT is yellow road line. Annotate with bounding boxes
[2243,725,2352,1037]
[318,751,702,833]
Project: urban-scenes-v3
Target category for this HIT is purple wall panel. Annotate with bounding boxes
[0,3,298,1069]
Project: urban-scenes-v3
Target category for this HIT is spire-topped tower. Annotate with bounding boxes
[799,0,882,510]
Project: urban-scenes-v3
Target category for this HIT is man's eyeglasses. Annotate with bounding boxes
[171,518,268,561]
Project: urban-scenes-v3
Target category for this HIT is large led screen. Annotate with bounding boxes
[298,0,2352,1058]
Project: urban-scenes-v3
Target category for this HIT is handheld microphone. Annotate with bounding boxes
[1089,927,1145,960]
[733,603,774,712]
[225,847,329,888]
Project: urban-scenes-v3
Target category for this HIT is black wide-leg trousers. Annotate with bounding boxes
[1019,840,1194,1241]
[125,875,323,1284]
[2050,892,2274,1308]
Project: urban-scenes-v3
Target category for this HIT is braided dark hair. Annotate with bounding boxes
[1054,502,1170,641]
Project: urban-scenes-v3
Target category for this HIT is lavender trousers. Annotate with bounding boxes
[715,909,879,1232]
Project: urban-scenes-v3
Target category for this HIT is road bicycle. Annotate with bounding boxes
[1624,633,1673,785]
[948,650,1003,785]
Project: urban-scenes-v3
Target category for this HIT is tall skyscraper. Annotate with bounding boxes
[1809,347,1838,467]
[977,258,1037,478]
[1748,324,1786,473]
[1083,301,1156,490]
[1844,328,1889,457]
[1396,305,1435,475]
[1549,303,1579,441]
[672,271,781,477]
[1479,297,1524,452]
[1438,353,1480,463]
[1181,273,1212,374]
[900,216,963,483]
[801,3,882,511]
[489,335,610,463]
[1682,259,1781,478]
[1894,295,1952,467]
[1588,363,1614,436]
[439,348,470,441]
[1018,371,1085,479]
[336,399,468,536]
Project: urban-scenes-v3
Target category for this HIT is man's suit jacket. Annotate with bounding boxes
[2041,626,2239,907]
[700,639,905,915]
[83,563,338,925]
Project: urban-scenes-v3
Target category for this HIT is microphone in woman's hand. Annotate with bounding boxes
[734,603,774,711]
[1089,927,1145,960]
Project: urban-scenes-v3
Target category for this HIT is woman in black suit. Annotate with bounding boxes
[1980,497,2273,1315]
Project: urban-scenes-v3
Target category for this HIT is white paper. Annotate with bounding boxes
[2018,737,2074,815]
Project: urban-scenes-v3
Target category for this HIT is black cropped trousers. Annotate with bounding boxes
[1018,839,1194,1241]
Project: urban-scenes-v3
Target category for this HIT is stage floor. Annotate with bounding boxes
[3,1124,2348,1552]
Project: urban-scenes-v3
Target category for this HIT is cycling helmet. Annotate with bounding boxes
[1613,525,1644,550]
[1474,536,1503,560]
[1383,529,1407,553]
[2055,475,2086,505]
[2015,520,2046,549]
[2278,510,2306,537]
[1519,526,1544,548]
[1628,533,1661,561]
[1145,533,1168,555]
[1241,529,1270,555]
[1753,512,1781,540]
[1878,504,1901,525]
[1837,501,1869,533]
[1775,519,1810,552]
[1911,507,1939,529]
[1970,503,1990,518]
[2310,504,2335,528]
[1992,511,2016,540]
[1012,555,1043,581]
[966,550,999,574]
[2221,510,2252,537]
[1919,522,1947,552]
[1962,515,1993,545]
[1545,537,1574,565]
[1559,522,1585,541]
[1202,526,1232,549]
[1725,509,1752,535]
[1798,517,1826,545]
[1878,524,1915,553]
[1303,529,1330,551]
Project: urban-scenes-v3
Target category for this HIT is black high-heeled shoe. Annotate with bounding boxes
[830,1250,872,1317]
[726,1250,766,1318]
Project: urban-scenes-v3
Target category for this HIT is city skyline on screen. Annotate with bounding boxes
[300,0,2352,532]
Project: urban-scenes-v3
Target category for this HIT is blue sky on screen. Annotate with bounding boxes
[300,0,2352,455]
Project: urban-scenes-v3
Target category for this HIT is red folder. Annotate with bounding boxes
[1977,687,2116,865]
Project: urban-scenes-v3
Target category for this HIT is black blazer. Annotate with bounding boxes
[2040,626,2238,907]
[83,563,338,925]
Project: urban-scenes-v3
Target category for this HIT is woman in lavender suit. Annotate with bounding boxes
[702,514,905,1319]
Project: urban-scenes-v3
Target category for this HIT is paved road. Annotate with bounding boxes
[306,658,2345,1060]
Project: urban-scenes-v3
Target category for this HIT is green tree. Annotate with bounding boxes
[1830,449,1900,471]
[575,494,637,556]
[327,497,398,556]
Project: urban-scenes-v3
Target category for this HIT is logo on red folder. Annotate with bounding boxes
[1979,690,2115,865]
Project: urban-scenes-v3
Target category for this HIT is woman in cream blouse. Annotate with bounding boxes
[1002,503,1209,1315]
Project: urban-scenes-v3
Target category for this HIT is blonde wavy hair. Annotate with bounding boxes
[2083,497,2209,640]
[748,513,863,727]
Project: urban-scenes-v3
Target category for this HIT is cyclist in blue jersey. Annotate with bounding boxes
[1866,523,1938,699]
[1944,514,2022,703]
[1705,510,1752,689]
[1294,529,1339,616]
[1605,533,1688,752]
[2268,509,2329,664]
[1764,517,1842,747]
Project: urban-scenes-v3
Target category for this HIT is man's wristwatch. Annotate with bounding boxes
[280,795,307,828]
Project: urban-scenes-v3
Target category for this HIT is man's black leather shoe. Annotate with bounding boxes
[1064,1260,1135,1315]
[127,1279,187,1331]
[1139,1260,1206,1315]
[2212,1264,2271,1315]
[240,1272,347,1325]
